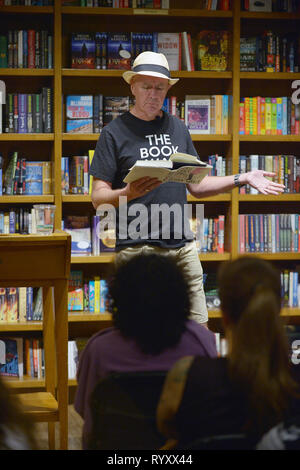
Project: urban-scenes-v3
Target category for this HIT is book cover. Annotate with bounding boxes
[66,119,93,133]
[63,215,92,255]
[0,337,23,377]
[106,32,132,70]
[157,32,181,71]
[6,287,18,322]
[68,270,84,311]
[103,96,130,126]
[196,30,229,71]
[99,228,116,253]
[66,95,93,119]
[0,288,7,322]
[185,96,211,134]
[71,33,95,69]
[25,161,43,195]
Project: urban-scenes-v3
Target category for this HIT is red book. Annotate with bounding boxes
[27,30,35,69]
[220,0,230,10]
[187,33,195,71]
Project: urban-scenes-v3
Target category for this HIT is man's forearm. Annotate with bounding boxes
[187,174,238,198]
[91,186,129,209]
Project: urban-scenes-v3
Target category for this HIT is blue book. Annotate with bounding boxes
[66,95,93,119]
[282,97,288,135]
[293,271,298,307]
[0,338,22,377]
[25,161,43,195]
[106,32,132,70]
[26,287,33,321]
[277,98,283,135]
[18,94,28,133]
[66,119,93,134]
[89,280,95,313]
[100,280,109,313]
[71,33,95,69]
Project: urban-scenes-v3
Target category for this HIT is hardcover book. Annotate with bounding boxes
[196,30,229,71]
[185,95,211,134]
[123,152,211,184]
[103,96,130,126]
[66,95,93,119]
[106,32,132,70]
[157,32,181,71]
[0,337,23,378]
[71,33,95,69]
[66,119,93,133]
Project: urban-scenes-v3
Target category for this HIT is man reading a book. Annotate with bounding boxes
[89,51,285,327]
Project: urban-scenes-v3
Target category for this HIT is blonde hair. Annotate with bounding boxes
[218,256,299,435]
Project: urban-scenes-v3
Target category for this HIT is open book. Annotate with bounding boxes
[123,152,212,185]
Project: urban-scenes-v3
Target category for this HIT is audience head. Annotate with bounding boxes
[110,253,191,355]
[217,256,298,434]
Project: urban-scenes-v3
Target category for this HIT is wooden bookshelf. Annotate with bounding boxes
[1,1,300,414]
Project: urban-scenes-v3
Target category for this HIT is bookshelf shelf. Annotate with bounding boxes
[68,312,112,322]
[207,308,300,319]
[61,7,233,18]
[62,195,91,203]
[0,195,55,204]
[239,135,300,142]
[71,254,115,264]
[0,134,54,141]
[0,68,54,76]
[238,194,300,202]
[0,321,42,332]
[238,253,300,261]
[240,11,300,20]
[240,72,300,80]
[62,69,233,79]
[62,133,99,141]
[1,6,53,14]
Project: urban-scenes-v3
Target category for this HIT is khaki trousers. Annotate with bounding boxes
[115,240,208,324]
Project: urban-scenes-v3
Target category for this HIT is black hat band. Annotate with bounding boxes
[132,63,170,78]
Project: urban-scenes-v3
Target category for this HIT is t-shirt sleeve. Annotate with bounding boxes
[89,126,118,183]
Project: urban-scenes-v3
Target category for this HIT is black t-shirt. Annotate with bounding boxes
[89,111,198,250]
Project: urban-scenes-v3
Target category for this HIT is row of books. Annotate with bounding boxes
[0,336,79,380]
[0,30,53,69]
[191,215,225,254]
[61,155,90,195]
[4,89,53,133]
[63,0,169,6]
[185,94,231,135]
[0,287,43,323]
[65,95,131,133]
[281,269,300,308]
[0,207,46,234]
[240,32,299,73]
[2,152,52,195]
[63,0,231,8]
[239,154,300,194]
[68,270,110,313]
[239,213,300,254]
[70,30,229,72]
[241,0,300,12]
[239,96,300,136]
[1,0,53,4]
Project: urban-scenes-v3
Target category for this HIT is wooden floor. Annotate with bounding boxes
[34,405,84,450]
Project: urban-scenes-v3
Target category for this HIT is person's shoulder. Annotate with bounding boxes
[83,327,117,352]
[186,319,216,341]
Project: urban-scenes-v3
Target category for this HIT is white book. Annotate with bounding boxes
[249,155,259,194]
[157,32,181,71]
[124,152,211,185]
[185,95,211,134]
[181,32,191,71]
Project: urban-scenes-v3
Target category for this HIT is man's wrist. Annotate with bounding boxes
[234,173,247,187]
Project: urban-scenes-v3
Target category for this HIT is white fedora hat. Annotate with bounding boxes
[123,51,179,86]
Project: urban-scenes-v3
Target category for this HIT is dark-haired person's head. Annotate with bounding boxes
[110,254,191,355]
[217,256,299,434]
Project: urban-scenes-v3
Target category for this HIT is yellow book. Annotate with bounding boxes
[265,98,272,135]
[244,97,250,135]
[252,97,257,135]
[94,276,100,313]
[89,149,95,195]
[260,98,266,135]
[18,287,27,322]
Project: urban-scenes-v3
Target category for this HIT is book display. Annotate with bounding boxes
[1,1,300,447]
